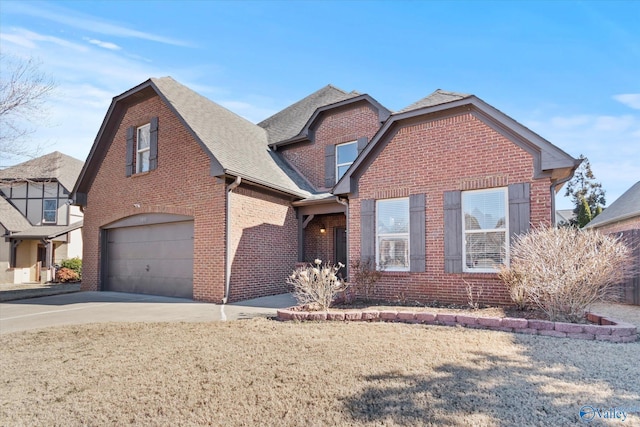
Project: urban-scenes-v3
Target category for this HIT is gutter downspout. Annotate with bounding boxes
[336,196,349,278]
[550,175,573,226]
[223,176,241,304]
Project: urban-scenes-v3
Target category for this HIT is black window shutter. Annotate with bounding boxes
[149,116,158,171]
[409,193,426,272]
[356,137,368,155]
[125,126,134,177]
[443,190,462,273]
[360,199,375,263]
[325,145,336,187]
[508,182,530,242]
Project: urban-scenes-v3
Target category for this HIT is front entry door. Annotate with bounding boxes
[335,227,347,278]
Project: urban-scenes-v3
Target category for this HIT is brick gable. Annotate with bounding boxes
[350,112,553,305]
[280,103,381,190]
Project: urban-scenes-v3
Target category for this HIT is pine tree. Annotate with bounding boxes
[564,155,606,227]
[576,195,592,228]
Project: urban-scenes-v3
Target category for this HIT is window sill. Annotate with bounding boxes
[131,171,151,178]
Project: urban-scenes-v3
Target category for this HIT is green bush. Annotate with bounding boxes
[59,257,82,279]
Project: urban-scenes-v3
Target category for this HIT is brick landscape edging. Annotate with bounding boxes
[276,308,638,343]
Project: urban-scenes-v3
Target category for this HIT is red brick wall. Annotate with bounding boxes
[594,217,640,234]
[303,214,346,264]
[280,103,381,190]
[82,95,227,302]
[349,111,553,306]
[228,186,298,301]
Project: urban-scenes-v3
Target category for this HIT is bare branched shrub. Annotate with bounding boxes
[500,227,632,322]
[350,257,384,302]
[287,259,347,311]
[464,280,484,310]
[498,268,528,310]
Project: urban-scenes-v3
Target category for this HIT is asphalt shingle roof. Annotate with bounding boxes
[9,221,83,239]
[397,89,472,113]
[586,181,640,228]
[0,151,84,191]
[258,85,360,145]
[151,77,314,196]
[0,197,31,232]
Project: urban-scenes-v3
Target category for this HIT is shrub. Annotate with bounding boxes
[59,257,82,279]
[499,227,632,322]
[350,257,383,302]
[56,267,79,283]
[287,259,347,311]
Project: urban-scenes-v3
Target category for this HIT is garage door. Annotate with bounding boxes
[105,219,194,298]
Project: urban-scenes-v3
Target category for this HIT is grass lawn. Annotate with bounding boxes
[1,318,638,426]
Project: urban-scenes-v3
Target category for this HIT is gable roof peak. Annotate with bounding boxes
[258,84,362,145]
[0,151,84,190]
[397,89,472,113]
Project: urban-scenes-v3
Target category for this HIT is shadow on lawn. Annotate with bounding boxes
[344,336,640,426]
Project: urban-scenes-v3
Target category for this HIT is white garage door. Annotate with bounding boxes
[105,218,194,298]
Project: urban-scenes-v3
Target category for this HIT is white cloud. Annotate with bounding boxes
[525,110,640,210]
[1,28,88,52]
[613,93,640,110]
[4,1,191,47]
[85,38,122,51]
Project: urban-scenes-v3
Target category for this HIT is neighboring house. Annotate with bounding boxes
[586,181,640,305]
[0,152,84,284]
[556,209,576,226]
[72,77,579,305]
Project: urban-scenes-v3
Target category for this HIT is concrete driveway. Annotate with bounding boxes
[0,291,297,335]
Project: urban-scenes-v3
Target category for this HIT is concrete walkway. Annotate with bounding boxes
[0,291,297,335]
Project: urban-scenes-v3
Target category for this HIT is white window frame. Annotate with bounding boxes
[462,187,509,273]
[376,197,410,272]
[43,198,57,224]
[335,141,357,183]
[136,123,151,173]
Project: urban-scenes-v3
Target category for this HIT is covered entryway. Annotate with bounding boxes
[102,214,194,298]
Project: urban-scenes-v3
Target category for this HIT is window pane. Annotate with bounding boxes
[336,142,357,164]
[137,126,150,150]
[337,165,350,180]
[465,231,506,269]
[377,199,409,234]
[44,199,57,210]
[378,237,409,269]
[463,190,505,230]
[43,199,57,223]
[43,211,56,222]
[138,151,150,172]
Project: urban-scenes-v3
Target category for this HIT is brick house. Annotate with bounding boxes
[72,77,579,304]
[1,152,84,284]
[586,181,640,305]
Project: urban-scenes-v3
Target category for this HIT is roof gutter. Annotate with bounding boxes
[223,176,241,304]
[550,174,575,226]
[335,196,349,278]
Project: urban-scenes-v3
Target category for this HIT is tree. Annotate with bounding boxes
[564,155,606,227]
[0,54,56,167]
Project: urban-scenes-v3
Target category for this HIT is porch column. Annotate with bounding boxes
[44,239,54,281]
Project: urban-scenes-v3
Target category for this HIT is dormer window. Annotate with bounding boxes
[336,141,357,182]
[136,124,151,173]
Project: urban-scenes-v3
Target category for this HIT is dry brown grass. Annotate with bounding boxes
[1,319,638,426]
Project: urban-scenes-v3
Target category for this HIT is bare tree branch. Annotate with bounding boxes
[0,54,56,167]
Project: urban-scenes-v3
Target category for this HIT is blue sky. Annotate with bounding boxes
[1,0,638,209]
